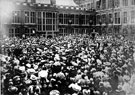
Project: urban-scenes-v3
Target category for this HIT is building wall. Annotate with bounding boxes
[98,0,135,37]
[1,2,94,38]
[80,0,135,38]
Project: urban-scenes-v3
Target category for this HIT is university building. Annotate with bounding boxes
[79,0,135,38]
[0,0,96,38]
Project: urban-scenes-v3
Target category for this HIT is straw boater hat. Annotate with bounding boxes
[49,90,60,95]
[30,74,37,81]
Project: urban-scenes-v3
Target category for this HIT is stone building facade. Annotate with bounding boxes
[79,0,135,39]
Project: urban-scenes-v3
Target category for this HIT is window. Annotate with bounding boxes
[59,14,63,24]
[114,12,120,24]
[30,12,36,23]
[87,3,90,9]
[131,10,135,23]
[123,12,127,23]
[37,12,42,31]
[96,0,101,10]
[36,11,57,32]
[46,12,54,31]
[25,11,30,23]
[101,14,106,24]
[132,0,135,5]
[114,0,120,7]
[43,12,46,31]
[75,15,79,24]
[70,14,74,24]
[108,0,114,8]
[46,12,53,31]
[102,0,106,9]
[96,15,101,24]
[53,13,56,31]
[123,0,128,6]
[108,14,113,24]
[13,11,20,23]
[91,2,94,8]
[81,15,85,24]
[9,29,14,37]
[64,14,68,24]
[86,15,90,25]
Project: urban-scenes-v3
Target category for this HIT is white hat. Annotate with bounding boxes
[30,74,37,80]
[96,59,102,65]
[19,66,25,72]
[54,62,61,66]
[71,61,78,66]
[49,90,60,95]
[26,63,31,68]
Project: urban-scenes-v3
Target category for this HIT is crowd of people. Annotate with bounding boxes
[1,34,135,95]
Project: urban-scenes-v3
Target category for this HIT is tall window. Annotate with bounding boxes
[96,0,101,10]
[108,0,114,8]
[30,12,36,23]
[53,13,56,31]
[101,14,106,24]
[37,12,42,31]
[86,15,90,25]
[114,12,120,24]
[132,0,135,5]
[114,0,120,7]
[75,15,79,24]
[123,12,127,23]
[123,0,128,6]
[43,12,46,31]
[131,10,135,23]
[96,15,100,24]
[91,2,94,8]
[46,12,53,31]
[13,11,20,23]
[108,14,113,24]
[102,0,106,9]
[64,14,68,24]
[25,11,30,23]
[59,14,63,24]
[81,15,85,24]
[71,14,75,24]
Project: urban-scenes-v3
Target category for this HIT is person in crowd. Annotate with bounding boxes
[0,34,135,95]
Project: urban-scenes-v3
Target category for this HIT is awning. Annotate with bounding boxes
[55,0,78,6]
